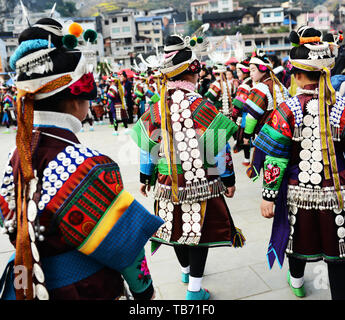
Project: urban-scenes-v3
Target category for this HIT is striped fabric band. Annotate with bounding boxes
[253,124,291,158]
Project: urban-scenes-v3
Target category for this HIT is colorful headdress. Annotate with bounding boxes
[160,23,209,77]
[9,16,97,300]
[249,49,272,70]
[236,57,250,73]
[323,30,344,58]
[250,49,285,109]
[289,25,343,209]
[323,30,344,46]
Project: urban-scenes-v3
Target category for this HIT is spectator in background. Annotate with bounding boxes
[198,66,213,97]
[120,71,134,124]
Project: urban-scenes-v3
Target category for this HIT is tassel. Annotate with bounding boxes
[339,239,345,258]
[232,228,246,248]
[178,234,187,244]
[286,236,293,254]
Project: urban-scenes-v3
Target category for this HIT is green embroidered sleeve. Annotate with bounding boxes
[262,156,289,201]
[120,248,154,299]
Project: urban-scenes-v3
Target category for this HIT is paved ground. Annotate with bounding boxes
[0,122,332,300]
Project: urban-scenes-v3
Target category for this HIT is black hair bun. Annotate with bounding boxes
[18,18,63,48]
[323,33,335,43]
[164,35,184,51]
[289,31,300,45]
[300,27,321,38]
[164,35,192,66]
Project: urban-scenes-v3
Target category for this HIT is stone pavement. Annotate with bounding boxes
[0,123,331,300]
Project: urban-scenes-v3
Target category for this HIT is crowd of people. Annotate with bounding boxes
[1,15,345,302]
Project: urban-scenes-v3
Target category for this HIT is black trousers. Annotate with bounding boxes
[174,245,209,278]
[243,144,250,160]
[288,256,345,300]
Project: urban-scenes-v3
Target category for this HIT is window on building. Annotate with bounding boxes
[255,39,264,46]
[263,12,271,18]
[112,27,120,34]
[270,39,279,45]
[123,16,128,22]
[245,40,252,46]
[153,30,160,34]
[274,11,281,17]
[144,30,150,34]
[122,26,130,33]
[155,38,160,42]
[105,20,109,25]
[112,18,117,23]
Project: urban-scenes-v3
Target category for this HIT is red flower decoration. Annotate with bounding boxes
[69,73,95,96]
[140,257,150,276]
[264,165,281,185]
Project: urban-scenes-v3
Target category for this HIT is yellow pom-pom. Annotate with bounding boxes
[68,22,83,38]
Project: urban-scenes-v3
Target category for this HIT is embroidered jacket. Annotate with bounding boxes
[131,87,238,192]
[243,76,289,139]
[232,77,252,121]
[205,78,236,112]
[0,112,163,300]
[253,86,345,205]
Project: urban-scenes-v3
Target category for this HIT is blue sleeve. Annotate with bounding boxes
[215,143,235,187]
[140,149,155,176]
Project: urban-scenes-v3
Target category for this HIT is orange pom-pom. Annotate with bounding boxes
[68,22,83,38]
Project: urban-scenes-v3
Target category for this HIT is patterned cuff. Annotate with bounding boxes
[262,188,279,201]
[243,132,252,140]
[140,172,152,185]
[221,174,235,188]
[131,282,154,300]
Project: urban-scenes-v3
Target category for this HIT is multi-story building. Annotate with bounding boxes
[0,38,7,74]
[191,0,235,20]
[207,31,292,64]
[202,8,259,29]
[136,16,164,49]
[258,7,285,28]
[102,10,154,67]
[296,5,334,31]
[2,4,61,35]
[166,11,192,36]
[242,32,291,57]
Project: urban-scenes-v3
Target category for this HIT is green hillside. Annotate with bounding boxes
[16,0,328,17]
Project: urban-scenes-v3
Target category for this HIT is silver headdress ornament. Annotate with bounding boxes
[132,58,147,74]
[20,0,31,27]
[138,46,164,70]
[207,36,230,71]
[49,2,57,18]
[166,23,211,57]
